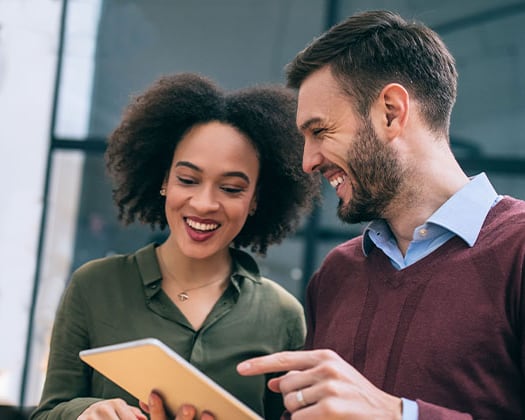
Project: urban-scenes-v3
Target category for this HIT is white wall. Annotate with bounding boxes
[0,0,61,406]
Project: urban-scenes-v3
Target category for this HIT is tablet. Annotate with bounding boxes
[79,338,263,420]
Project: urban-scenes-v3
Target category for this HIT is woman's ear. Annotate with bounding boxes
[160,178,168,196]
[371,83,409,141]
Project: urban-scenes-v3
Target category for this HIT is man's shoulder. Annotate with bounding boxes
[325,235,364,260]
[486,196,525,232]
[310,235,366,280]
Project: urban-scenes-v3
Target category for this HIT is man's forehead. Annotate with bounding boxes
[296,69,346,130]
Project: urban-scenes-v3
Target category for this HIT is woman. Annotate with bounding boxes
[30,73,319,420]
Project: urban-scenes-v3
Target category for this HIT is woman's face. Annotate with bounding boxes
[163,121,259,260]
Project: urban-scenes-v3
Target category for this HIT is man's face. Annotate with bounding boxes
[297,66,403,223]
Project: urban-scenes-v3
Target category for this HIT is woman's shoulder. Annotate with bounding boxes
[70,243,156,286]
[231,247,304,313]
[73,251,132,278]
[257,277,303,312]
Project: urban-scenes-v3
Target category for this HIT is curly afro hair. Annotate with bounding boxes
[105,73,320,255]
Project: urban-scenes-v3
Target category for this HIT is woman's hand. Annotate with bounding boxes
[78,398,147,420]
[140,392,215,420]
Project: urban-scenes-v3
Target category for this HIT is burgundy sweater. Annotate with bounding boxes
[305,197,525,419]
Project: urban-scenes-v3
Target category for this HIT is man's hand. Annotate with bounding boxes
[78,398,147,420]
[237,349,402,419]
[140,392,215,420]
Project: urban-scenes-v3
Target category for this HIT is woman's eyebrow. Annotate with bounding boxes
[175,161,201,171]
[223,171,250,183]
[175,161,250,183]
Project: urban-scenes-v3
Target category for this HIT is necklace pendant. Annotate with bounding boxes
[178,291,189,302]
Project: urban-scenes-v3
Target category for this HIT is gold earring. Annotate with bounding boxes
[160,187,166,196]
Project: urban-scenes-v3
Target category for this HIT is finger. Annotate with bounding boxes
[98,399,137,420]
[283,388,313,413]
[148,392,168,420]
[268,370,313,394]
[277,370,317,395]
[267,376,282,393]
[200,410,216,420]
[130,406,148,420]
[114,405,146,420]
[175,404,196,420]
[237,351,319,375]
[139,400,150,414]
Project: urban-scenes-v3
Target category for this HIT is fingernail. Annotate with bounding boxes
[182,405,190,416]
[238,361,251,372]
[202,410,214,420]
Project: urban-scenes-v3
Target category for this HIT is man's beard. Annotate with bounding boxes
[337,119,404,224]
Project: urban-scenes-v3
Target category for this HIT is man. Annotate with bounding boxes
[237,9,524,420]
[147,9,524,420]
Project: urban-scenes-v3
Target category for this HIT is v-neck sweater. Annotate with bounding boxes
[305,197,525,419]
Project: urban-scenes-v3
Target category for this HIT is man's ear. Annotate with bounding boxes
[371,83,409,141]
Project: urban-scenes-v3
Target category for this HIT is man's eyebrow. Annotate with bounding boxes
[175,161,251,183]
[299,117,324,133]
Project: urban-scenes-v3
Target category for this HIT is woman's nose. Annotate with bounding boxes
[190,186,220,212]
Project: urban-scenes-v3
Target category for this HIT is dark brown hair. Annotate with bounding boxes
[286,10,458,136]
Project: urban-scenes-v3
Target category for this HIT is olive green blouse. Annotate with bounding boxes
[30,243,306,420]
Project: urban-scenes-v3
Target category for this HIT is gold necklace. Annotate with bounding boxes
[173,277,226,302]
[157,248,228,302]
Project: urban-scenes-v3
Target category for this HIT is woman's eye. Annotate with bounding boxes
[222,186,244,194]
[177,176,195,185]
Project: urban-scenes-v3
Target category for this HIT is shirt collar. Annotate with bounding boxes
[136,242,162,287]
[135,243,262,291]
[426,172,498,246]
[228,247,262,293]
[363,172,498,254]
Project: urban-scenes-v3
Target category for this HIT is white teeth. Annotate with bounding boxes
[186,219,219,231]
[329,176,345,189]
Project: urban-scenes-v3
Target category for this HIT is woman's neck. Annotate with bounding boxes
[155,241,233,330]
[156,241,232,290]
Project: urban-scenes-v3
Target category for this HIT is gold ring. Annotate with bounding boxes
[296,389,307,407]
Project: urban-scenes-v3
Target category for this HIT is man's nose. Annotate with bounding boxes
[302,138,323,173]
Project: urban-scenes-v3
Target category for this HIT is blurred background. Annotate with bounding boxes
[0,0,524,417]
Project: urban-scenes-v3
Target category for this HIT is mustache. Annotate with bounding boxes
[319,163,342,175]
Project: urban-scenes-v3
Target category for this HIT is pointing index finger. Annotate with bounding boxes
[237,350,318,376]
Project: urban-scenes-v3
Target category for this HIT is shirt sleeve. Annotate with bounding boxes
[264,291,307,420]
[416,399,473,419]
[29,274,100,420]
[402,398,418,420]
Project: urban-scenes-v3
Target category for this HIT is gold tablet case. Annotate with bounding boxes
[80,337,263,420]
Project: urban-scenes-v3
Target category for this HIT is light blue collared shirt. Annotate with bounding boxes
[362,173,500,419]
